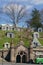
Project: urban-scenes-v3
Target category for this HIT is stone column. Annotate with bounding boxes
[10,41,15,62]
[21,56,22,63]
[30,45,33,60]
[29,36,33,60]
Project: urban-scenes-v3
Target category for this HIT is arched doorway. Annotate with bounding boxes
[16,55,21,63]
[22,55,27,63]
[16,51,27,63]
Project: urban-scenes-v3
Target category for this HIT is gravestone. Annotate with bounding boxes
[6,32,14,38]
[33,32,39,38]
[32,37,41,48]
[38,28,43,32]
[4,42,10,48]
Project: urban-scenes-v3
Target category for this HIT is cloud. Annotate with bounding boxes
[26,5,33,10]
[31,0,43,5]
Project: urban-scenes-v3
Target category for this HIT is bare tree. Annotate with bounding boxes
[0,3,26,28]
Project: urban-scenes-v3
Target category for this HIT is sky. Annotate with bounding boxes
[0,0,43,27]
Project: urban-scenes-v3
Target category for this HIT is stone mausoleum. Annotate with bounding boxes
[0,39,34,63]
[0,39,43,63]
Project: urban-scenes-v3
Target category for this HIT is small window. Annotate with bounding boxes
[20,51,23,55]
[36,43,38,46]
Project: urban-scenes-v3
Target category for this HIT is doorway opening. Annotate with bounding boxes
[22,55,27,63]
[16,55,21,63]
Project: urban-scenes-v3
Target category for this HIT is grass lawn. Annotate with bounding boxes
[38,32,43,45]
[0,30,29,49]
[0,30,43,49]
[39,32,43,38]
[38,38,43,45]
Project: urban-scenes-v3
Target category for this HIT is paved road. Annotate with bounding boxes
[0,63,39,65]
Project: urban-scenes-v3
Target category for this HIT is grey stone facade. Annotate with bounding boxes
[1,24,23,31]
[0,41,43,63]
[6,32,14,38]
[2,24,14,31]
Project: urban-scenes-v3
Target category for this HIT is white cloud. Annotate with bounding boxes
[31,0,43,5]
[26,5,33,10]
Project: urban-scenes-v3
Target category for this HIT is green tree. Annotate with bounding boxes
[30,8,42,29]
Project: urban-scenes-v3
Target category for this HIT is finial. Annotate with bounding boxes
[19,40,24,45]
